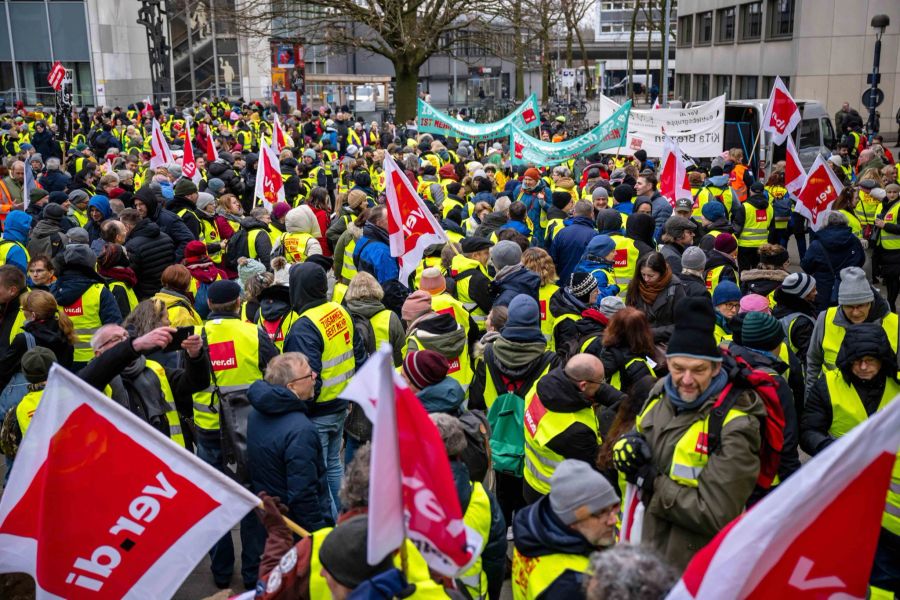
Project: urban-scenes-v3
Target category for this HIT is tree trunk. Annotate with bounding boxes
[645,28,651,103]
[513,2,525,101]
[540,30,551,101]
[627,1,639,100]
[565,31,574,67]
[576,27,591,99]
[394,60,419,123]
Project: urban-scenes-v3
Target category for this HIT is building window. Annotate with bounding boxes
[676,73,691,100]
[761,75,790,97]
[736,75,759,99]
[740,1,762,41]
[677,15,693,47]
[714,74,732,99]
[767,0,794,38]
[716,7,736,43]
[798,117,820,148]
[695,11,712,45]
[693,74,710,101]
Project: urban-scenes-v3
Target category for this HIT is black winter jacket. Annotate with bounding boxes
[125,218,176,299]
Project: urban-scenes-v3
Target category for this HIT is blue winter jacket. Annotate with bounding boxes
[574,258,619,300]
[1,211,31,273]
[801,225,865,312]
[511,180,549,245]
[353,223,399,285]
[495,219,532,239]
[86,195,112,244]
[417,377,466,414]
[246,380,335,532]
[549,215,597,284]
[491,265,541,308]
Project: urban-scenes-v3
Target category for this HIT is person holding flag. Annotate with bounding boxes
[613,297,768,571]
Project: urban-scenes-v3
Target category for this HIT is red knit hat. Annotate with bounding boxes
[524,167,541,181]
[184,240,208,261]
[438,163,458,182]
[403,350,449,389]
[714,232,738,254]
[272,201,291,221]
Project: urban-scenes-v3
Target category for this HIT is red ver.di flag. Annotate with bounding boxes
[181,122,202,185]
[658,135,691,208]
[254,145,285,211]
[384,154,448,284]
[667,395,900,600]
[148,118,175,171]
[761,76,801,145]
[784,135,806,194]
[342,347,482,576]
[794,154,842,231]
[0,366,259,599]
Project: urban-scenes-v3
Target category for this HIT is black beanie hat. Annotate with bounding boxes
[551,190,573,210]
[613,184,635,205]
[319,515,395,589]
[666,297,722,362]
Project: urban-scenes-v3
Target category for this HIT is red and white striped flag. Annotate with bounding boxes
[204,124,219,163]
[794,154,843,231]
[0,366,258,599]
[254,145,285,211]
[784,135,806,194]
[149,118,174,171]
[384,154,447,284]
[270,113,292,154]
[658,135,692,207]
[667,395,900,600]
[761,76,801,146]
[342,347,481,576]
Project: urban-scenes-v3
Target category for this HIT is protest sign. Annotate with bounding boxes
[416,95,540,141]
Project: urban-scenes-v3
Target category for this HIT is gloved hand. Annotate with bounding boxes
[634,462,659,503]
[612,432,652,480]
[255,491,289,532]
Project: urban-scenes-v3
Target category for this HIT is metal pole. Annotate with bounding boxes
[661,0,671,107]
[867,31,882,135]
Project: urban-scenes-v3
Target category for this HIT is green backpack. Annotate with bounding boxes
[485,349,551,477]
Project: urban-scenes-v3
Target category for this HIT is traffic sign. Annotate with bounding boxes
[47,61,65,91]
[862,87,884,109]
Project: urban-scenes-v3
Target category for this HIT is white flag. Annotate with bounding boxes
[149,118,175,171]
[761,76,801,146]
[784,136,806,195]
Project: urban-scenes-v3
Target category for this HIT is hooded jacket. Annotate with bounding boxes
[772,288,817,360]
[1,211,32,273]
[406,313,467,360]
[629,276,686,343]
[800,224,865,312]
[731,191,769,236]
[125,218,176,299]
[283,263,367,416]
[698,218,736,251]
[166,195,202,240]
[704,249,738,287]
[246,380,334,532]
[512,496,595,598]
[416,377,466,414]
[645,190,672,235]
[85,195,113,243]
[468,337,559,412]
[625,212,657,257]
[28,204,70,259]
[637,374,765,570]
[804,291,892,394]
[353,222,408,313]
[739,268,788,298]
[511,179,549,244]
[345,296,405,367]
[490,264,541,308]
[550,215,597,283]
[134,186,195,262]
[274,206,323,258]
[802,323,897,456]
[51,245,122,328]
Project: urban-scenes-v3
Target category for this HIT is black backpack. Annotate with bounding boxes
[223,227,250,270]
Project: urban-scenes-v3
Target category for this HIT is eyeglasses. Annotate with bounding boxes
[97,333,129,351]
[288,371,316,385]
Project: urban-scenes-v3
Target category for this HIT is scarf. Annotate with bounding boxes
[185,260,224,284]
[638,269,672,305]
[664,368,728,412]
[99,264,138,287]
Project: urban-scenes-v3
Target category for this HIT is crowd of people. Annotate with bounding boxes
[0,97,898,599]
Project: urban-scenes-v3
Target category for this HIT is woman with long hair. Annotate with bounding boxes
[214,193,244,240]
[123,298,169,336]
[832,186,864,239]
[522,247,560,350]
[153,265,203,327]
[0,290,76,390]
[625,251,685,343]
[740,243,790,300]
[597,307,657,395]
[97,243,139,318]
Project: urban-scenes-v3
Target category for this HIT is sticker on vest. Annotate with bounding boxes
[539,299,547,321]
[614,248,629,268]
[284,236,305,261]
[888,213,895,222]
[262,319,284,342]
[447,357,461,374]
[321,308,350,341]
[64,297,84,317]
[755,209,767,223]
[524,394,548,437]
[694,431,709,455]
[436,306,457,320]
[209,340,238,371]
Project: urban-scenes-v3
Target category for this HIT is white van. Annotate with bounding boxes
[724,99,836,174]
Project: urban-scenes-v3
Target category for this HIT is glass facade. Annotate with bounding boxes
[1,0,94,105]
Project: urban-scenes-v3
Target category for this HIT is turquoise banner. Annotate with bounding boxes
[510,101,632,167]
[416,95,541,141]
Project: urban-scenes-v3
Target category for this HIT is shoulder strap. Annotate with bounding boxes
[706,381,738,456]
[23,331,35,351]
[452,267,479,281]
[199,328,220,414]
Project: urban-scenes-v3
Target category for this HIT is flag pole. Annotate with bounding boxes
[747,126,763,168]
[398,537,409,577]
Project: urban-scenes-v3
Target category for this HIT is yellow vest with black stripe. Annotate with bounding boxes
[0,240,29,268]
[705,264,739,292]
[544,218,566,244]
[878,200,900,250]
[538,283,559,351]
[483,359,552,411]
[609,357,656,392]
[824,370,900,535]
[145,359,185,447]
[511,548,590,600]
[737,203,773,248]
[193,318,262,432]
[458,482,492,599]
[301,302,355,403]
[406,333,472,395]
[108,280,139,315]
[431,292,470,338]
[201,217,222,261]
[636,394,748,487]
[610,234,639,297]
[766,186,790,230]
[450,254,490,331]
[821,307,899,371]
[280,231,314,263]
[523,381,600,495]
[63,282,105,363]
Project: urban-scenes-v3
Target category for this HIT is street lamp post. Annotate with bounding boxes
[867,14,889,135]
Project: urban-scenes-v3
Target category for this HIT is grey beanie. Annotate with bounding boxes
[550,459,619,525]
[681,246,707,271]
[166,163,183,179]
[491,240,523,272]
[196,191,216,212]
[598,296,626,318]
[838,267,874,306]
[207,178,226,193]
[592,186,609,200]
[67,227,90,245]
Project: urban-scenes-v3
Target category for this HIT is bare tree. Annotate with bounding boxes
[228,0,495,121]
[560,0,595,97]
[626,0,639,99]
